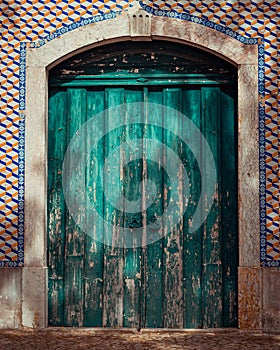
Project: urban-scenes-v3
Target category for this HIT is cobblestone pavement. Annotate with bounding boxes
[0,329,280,350]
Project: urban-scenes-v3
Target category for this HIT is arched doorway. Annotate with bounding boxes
[47,40,238,328]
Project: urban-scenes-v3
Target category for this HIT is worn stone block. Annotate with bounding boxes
[238,267,262,330]
[263,268,280,333]
[0,268,22,328]
[24,67,47,268]
[128,6,152,38]
[238,64,259,267]
[22,267,48,328]
[152,17,258,65]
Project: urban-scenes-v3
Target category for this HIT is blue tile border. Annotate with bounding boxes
[17,111,25,268]
[17,43,26,267]
[258,43,270,266]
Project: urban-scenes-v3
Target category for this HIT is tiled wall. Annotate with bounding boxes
[0,0,279,267]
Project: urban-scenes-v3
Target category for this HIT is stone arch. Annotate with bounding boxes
[23,6,260,328]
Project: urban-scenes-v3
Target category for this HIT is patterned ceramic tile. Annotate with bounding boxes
[0,0,279,266]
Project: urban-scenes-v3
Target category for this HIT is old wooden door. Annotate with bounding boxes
[48,42,238,328]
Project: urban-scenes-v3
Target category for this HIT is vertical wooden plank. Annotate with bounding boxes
[145,88,164,328]
[220,90,238,327]
[48,89,67,326]
[64,88,87,326]
[64,257,85,327]
[123,88,142,328]
[201,87,223,328]
[182,89,203,328]
[102,88,125,327]
[162,88,184,328]
[84,90,105,326]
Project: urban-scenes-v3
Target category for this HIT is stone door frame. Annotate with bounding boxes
[23,7,260,328]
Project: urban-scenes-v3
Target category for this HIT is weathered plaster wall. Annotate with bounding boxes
[0,0,279,331]
[0,269,22,328]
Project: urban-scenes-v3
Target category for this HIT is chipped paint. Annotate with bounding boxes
[48,44,238,328]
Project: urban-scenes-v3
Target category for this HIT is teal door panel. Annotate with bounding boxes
[48,83,237,328]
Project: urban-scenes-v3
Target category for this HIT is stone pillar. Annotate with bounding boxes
[237,63,262,330]
[21,64,48,328]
